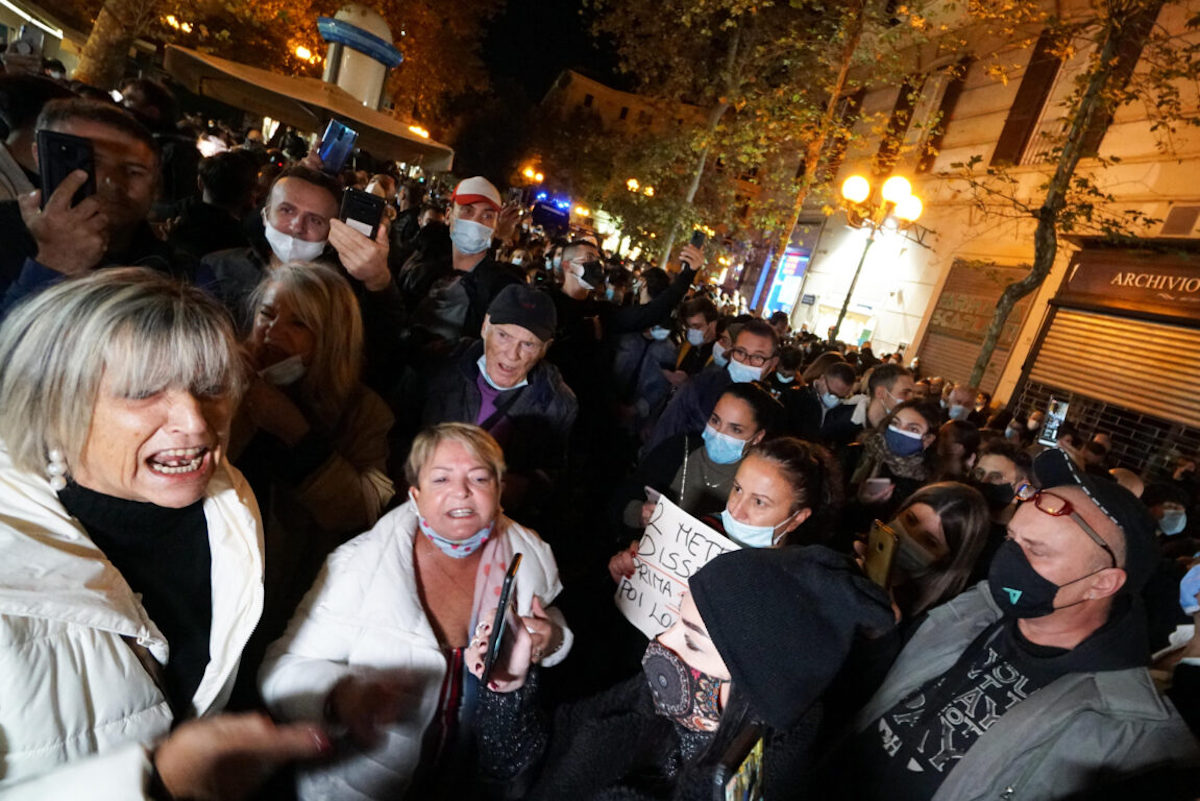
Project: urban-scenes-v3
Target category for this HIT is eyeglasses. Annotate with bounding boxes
[728,347,775,367]
[1014,483,1117,568]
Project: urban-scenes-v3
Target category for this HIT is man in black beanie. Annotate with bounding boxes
[823,447,1199,800]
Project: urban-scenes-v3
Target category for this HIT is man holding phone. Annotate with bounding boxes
[0,98,184,314]
[202,165,405,392]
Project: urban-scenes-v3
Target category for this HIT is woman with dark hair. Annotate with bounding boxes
[470,546,895,801]
[876,482,990,620]
[934,418,981,481]
[712,436,841,548]
[845,399,943,522]
[608,383,781,580]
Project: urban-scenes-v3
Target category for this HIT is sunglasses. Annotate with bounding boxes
[1014,483,1117,568]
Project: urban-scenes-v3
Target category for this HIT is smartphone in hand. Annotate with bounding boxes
[340,188,386,239]
[37,130,95,210]
[317,120,358,174]
[689,229,708,249]
[864,519,899,588]
[481,553,524,685]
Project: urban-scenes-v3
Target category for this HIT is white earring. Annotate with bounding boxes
[47,449,67,491]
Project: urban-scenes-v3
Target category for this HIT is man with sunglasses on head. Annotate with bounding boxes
[824,447,1198,800]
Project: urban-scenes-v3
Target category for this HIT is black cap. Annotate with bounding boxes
[690,546,894,730]
[486,284,556,342]
[1032,447,1159,593]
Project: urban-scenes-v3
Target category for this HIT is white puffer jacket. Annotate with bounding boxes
[259,499,572,801]
[0,447,264,799]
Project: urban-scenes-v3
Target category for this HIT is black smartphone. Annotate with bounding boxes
[37,130,96,210]
[690,229,708,249]
[481,553,523,685]
[712,721,765,801]
[340,188,386,239]
[317,120,358,174]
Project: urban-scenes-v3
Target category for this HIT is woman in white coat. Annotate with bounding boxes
[0,268,325,800]
[260,421,573,800]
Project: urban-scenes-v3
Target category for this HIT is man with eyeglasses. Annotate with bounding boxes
[824,447,1198,800]
[645,318,779,451]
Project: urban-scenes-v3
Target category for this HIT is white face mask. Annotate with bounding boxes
[263,215,327,263]
[711,341,729,366]
[450,218,494,255]
[259,353,306,385]
[727,358,763,384]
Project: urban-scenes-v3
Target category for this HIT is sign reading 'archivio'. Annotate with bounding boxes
[1060,248,1200,322]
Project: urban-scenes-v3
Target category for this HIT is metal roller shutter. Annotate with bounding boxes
[1028,308,1200,428]
[917,333,1009,394]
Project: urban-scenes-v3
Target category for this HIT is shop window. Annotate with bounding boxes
[583,94,594,107]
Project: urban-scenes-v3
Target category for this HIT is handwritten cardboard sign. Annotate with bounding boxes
[615,496,741,638]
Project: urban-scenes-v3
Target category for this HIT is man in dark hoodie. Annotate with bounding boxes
[826,447,1199,800]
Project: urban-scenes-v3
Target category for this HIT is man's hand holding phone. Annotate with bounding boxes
[19,172,108,276]
[328,218,391,291]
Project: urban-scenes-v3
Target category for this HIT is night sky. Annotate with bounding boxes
[481,0,630,102]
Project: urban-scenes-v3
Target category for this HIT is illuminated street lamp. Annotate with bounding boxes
[294,45,312,60]
[831,174,923,341]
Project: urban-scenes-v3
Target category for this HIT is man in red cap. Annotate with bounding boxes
[407,176,523,344]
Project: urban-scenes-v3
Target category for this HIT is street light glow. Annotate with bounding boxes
[841,175,870,204]
[535,172,544,182]
[627,178,639,192]
[295,45,312,61]
[643,185,654,197]
[574,205,590,216]
[408,125,430,138]
[895,194,923,221]
[881,175,913,204]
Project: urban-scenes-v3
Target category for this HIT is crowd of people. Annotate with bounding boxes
[1,67,1199,801]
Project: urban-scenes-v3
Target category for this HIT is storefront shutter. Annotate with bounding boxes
[1028,308,1200,428]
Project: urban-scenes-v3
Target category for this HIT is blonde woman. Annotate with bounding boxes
[232,263,395,672]
[260,422,572,801]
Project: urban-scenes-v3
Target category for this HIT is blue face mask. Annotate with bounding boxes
[948,403,970,421]
[885,424,925,457]
[1161,509,1188,536]
[702,425,747,465]
[415,508,495,558]
[1005,424,1020,441]
[649,326,671,341]
[686,328,707,347]
[820,391,840,409]
[720,507,797,548]
[775,372,795,384]
[727,358,762,384]
[711,342,729,367]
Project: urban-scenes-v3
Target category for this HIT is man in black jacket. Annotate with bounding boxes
[1,98,193,314]
[423,284,577,514]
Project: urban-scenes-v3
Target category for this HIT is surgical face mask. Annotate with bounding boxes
[711,341,729,367]
[576,259,604,291]
[888,514,949,579]
[259,353,306,386]
[884,424,925,457]
[263,216,327,263]
[820,390,840,409]
[1161,509,1188,536]
[413,493,495,558]
[948,403,970,421]
[476,354,528,391]
[726,358,763,384]
[649,326,671,341]
[986,539,1106,618]
[552,253,563,272]
[511,256,524,266]
[686,328,707,347]
[702,424,747,465]
[641,639,724,733]
[1005,424,1021,441]
[449,218,494,255]
[720,506,797,548]
[605,286,616,301]
[775,372,795,384]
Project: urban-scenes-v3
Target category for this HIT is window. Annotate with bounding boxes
[583,94,594,107]
[916,57,971,173]
[619,106,629,120]
[874,77,922,175]
[990,30,1062,166]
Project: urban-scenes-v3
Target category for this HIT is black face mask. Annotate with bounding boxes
[973,480,1015,511]
[579,260,605,290]
[986,539,1105,618]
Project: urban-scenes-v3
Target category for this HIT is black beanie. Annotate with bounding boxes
[690,545,895,730]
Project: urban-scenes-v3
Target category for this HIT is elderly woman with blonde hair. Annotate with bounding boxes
[260,421,573,801]
[231,262,395,658]
[0,268,325,799]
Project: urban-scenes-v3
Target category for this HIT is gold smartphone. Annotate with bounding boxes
[865,519,899,588]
